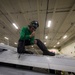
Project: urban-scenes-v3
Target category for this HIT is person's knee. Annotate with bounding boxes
[35,39,41,42]
[35,39,42,45]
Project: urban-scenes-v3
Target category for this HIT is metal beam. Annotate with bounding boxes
[49,1,75,47]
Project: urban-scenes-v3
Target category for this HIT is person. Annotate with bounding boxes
[17,21,55,56]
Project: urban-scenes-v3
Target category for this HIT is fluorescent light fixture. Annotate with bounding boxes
[4,37,9,40]
[57,42,60,44]
[63,35,67,39]
[44,42,46,44]
[45,36,48,39]
[47,20,51,27]
[14,42,17,45]
[32,46,33,47]
[0,43,4,45]
[12,23,18,29]
[54,46,56,47]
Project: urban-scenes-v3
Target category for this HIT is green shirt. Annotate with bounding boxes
[19,26,35,44]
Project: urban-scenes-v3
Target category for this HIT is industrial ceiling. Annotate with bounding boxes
[0,0,75,49]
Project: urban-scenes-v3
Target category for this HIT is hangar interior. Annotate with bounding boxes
[0,0,75,75]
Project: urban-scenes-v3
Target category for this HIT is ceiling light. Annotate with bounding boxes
[12,23,18,29]
[44,42,46,44]
[4,37,9,40]
[63,35,67,39]
[57,42,60,44]
[54,46,56,47]
[45,36,48,39]
[47,20,51,28]
[0,43,4,45]
[14,42,17,45]
[32,46,33,47]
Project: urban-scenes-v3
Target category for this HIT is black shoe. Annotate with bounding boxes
[2,49,7,51]
[0,49,7,52]
[43,52,55,56]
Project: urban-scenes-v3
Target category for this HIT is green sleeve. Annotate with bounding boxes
[20,27,25,39]
[20,27,30,40]
[30,36,35,44]
[25,35,30,39]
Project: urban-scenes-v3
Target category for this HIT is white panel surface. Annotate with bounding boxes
[0,44,75,72]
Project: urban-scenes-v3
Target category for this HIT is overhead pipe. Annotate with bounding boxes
[44,0,49,40]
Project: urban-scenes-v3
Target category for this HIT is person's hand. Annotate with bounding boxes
[30,31,35,37]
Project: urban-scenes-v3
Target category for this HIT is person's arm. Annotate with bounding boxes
[20,27,30,40]
[30,36,35,44]
[25,31,35,39]
[20,27,25,39]
[20,27,35,40]
[30,31,35,44]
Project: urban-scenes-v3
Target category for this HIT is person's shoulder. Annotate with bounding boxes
[22,26,28,29]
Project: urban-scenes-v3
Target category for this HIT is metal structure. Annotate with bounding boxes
[0,0,75,48]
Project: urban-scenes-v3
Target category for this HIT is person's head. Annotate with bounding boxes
[28,21,39,32]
